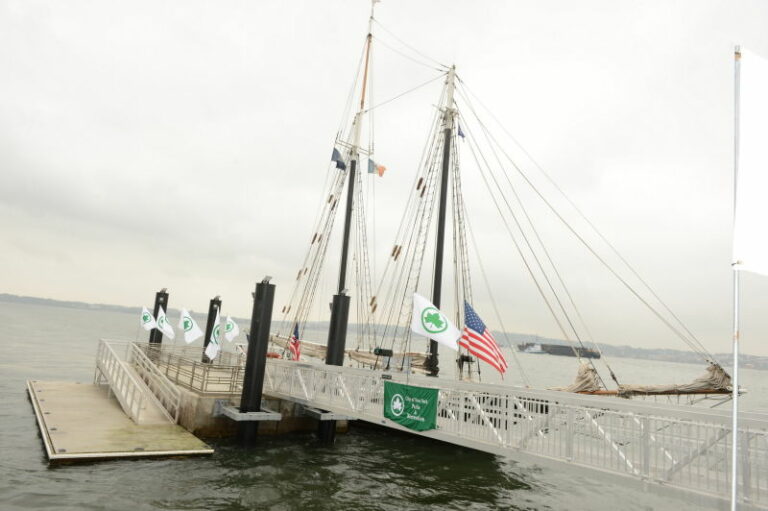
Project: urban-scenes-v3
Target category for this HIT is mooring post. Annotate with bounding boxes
[239,277,276,444]
[317,291,350,444]
[149,289,169,344]
[202,296,221,363]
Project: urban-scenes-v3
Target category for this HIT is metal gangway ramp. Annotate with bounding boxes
[262,358,768,509]
[95,339,181,424]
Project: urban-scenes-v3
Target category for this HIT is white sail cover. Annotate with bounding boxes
[733,49,768,276]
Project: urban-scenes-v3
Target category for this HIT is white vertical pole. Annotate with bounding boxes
[731,271,740,510]
[731,45,741,511]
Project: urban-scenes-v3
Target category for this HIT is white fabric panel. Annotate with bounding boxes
[733,49,768,276]
[410,293,460,350]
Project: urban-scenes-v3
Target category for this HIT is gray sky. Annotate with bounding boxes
[2,0,768,356]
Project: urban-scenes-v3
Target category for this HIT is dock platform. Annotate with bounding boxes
[27,380,213,462]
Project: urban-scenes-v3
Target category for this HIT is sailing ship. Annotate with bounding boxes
[268,2,733,403]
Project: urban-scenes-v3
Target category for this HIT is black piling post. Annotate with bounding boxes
[317,292,350,444]
[239,277,276,445]
[202,296,221,363]
[149,289,169,344]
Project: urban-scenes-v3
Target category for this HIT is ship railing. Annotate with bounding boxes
[262,358,768,507]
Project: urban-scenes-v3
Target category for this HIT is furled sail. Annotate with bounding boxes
[616,364,732,397]
[268,335,429,372]
[549,363,601,393]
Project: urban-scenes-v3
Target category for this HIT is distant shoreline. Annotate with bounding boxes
[2,292,765,370]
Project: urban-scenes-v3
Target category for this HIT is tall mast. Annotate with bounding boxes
[730,45,741,511]
[320,2,376,445]
[337,7,374,293]
[426,66,457,377]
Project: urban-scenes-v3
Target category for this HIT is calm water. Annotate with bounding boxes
[1,302,764,510]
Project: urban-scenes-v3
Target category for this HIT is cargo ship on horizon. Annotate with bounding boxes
[518,342,601,359]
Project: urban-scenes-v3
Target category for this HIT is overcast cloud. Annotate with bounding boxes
[2,0,768,356]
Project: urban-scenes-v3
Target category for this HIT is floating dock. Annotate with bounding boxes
[27,379,212,462]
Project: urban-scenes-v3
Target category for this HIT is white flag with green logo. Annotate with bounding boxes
[410,293,460,350]
[204,309,221,360]
[224,315,240,342]
[156,306,175,340]
[178,308,203,344]
[140,306,157,331]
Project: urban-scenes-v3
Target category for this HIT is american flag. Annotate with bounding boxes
[289,324,301,361]
[460,302,507,375]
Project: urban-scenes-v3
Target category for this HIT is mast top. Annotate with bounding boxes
[369,0,379,26]
[443,65,457,129]
[348,4,377,157]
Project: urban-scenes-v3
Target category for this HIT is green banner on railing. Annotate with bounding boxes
[383,381,438,431]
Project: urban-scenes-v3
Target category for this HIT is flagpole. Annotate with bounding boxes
[730,45,741,511]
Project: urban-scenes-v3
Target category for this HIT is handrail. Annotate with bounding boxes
[264,358,768,427]
[95,339,148,424]
[262,358,768,507]
[128,343,182,423]
[128,342,244,394]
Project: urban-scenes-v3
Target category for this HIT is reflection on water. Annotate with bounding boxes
[0,301,757,510]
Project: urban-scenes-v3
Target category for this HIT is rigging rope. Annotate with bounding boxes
[457,101,619,387]
[372,18,450,70]
[376,108,445,363]
[456,77,717,366]
[460,112,612,387]
[372,35,444,71]
[446,125,474,379]
[336,41,369,146]
[463,212,533,387]
[371,89,447,353]
[364,74,445,114]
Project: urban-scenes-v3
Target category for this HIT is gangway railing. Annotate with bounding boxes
[95,340,181,424]
[94,340,150,424]
[128,343,181,423]
[262,358,768,508]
